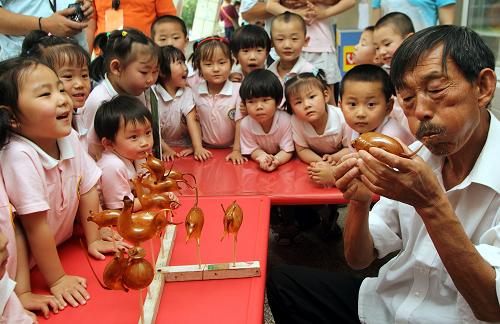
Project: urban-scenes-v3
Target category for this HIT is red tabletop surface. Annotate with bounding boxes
[170,148,349,205]
[32,196,271,324]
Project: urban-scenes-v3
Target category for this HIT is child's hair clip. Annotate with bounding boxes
[312,67,319,76]
[195,36,228,50]
[121,31,128,37]
[106,32,111,38]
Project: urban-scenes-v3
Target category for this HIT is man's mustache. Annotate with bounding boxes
[415,121,446,140]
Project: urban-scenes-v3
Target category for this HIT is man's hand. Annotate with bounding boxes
[79,0,94,20]
[333,153,373,202]
[356,147,446,212]
[41,8,88,37]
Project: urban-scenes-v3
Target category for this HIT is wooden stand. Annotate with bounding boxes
[140,225,261,324]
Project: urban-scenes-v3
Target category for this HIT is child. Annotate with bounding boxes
[0,230,35,323]
[285,72,351,183]
[373,12,415,72]
[267,12,315,84]
[191,36,246,164]
[85,28,160,159]
[95,95,152,210]
[266,3,343,103]
[239,69,294,172]
[21,31,92,143]
[0,57,124,311]
[151,15,190,51]
[353,26,381,66]
[229,24,271,80]
[339,64,415,145]
[154,45,212,161]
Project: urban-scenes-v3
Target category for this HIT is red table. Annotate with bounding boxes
[171,148,349,205]
[32,196,271,324]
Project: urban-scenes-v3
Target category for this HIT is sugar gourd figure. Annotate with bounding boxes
[221,201,243,266]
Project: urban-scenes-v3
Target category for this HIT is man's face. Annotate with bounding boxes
[397,45,483,156]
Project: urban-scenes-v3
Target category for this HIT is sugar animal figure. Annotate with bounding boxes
[221,201,243,266]
[185,188,204,268]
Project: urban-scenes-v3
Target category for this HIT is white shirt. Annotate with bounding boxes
[291,105,351,155]
[359,113,500,323]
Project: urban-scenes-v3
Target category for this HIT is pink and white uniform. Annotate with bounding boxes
[192,80,241,147]
[240,110,294,155]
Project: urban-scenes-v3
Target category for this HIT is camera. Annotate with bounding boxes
[67,3,85,22]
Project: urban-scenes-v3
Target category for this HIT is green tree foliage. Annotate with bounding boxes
[181,0,197,31]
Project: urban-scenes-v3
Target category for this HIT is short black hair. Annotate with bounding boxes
[391,25,496,92]
[151,15,188,39]
[230,25,271,56]
[271,11,307,37]
[375,12,415,37]
[94,95,153,142]
[364,25,374,32]
[240,69,283,104]
[158,45,186,83]
[340,64,394,101]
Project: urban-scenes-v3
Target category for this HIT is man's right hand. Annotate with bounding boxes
[333,153,373,202]
[41,8,88,37]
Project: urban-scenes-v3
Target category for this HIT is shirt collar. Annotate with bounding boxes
[153,84,184,102]
[12,133,75,169]
[103,73,119,97]
[268,57,310,83]
[198,80,233,96]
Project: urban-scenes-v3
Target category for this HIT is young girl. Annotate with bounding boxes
[22,31,92,144]
[239,69,294,172]
[0,57,125,312]
[191,36,245,164]
[285,72,351,184]
[154,45,212,161]
[84,28,160,159]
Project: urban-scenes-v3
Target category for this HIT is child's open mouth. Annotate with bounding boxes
[56,111,70,120]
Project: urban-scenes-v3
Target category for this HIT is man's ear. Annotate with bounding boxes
[476,68,496,110]
[109,59,122,76]
[101,137,114,151]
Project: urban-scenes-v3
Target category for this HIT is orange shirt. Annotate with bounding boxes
[92,0,176,37]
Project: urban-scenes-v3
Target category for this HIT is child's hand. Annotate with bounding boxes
[307,161,335,184]
[18,291,63,319]
[162,148,178,162]
[193,147,213,161]
[225,150,248,165]
[25,309,38,323]
[178,147,194,157]
[228,72,243,82]
[49,275,89,308]
[99,226,123,241]
[322,154,336,165]
[88,239,130,260]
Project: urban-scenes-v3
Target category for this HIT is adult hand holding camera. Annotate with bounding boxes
[40,7,88,37]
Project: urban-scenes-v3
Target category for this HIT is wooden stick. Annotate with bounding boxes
[232,236,236,267]
[196,240,201,269]
[139,289,144,324]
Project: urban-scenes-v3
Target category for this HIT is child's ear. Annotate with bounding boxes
[304,36,310,47]
[404,32,414,40]
[323,89,330,103]
[109,59,122,75]
[386,97,394,114]
[101,137,114,151]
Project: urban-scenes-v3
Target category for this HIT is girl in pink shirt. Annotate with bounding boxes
[191,36,245,164]
[154,45,212,161]
[22,31,92,145]
[0,57,125,315]
[239,69,294,172]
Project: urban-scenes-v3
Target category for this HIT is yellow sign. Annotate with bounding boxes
[343,45,356,72]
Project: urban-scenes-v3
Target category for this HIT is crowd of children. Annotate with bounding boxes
[0,9,420,321]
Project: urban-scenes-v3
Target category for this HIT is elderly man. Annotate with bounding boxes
[267,25,499,323]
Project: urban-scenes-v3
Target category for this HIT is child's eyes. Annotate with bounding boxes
[61,75,72,79]
[145,130,152,136]
[129,135,138,140]
[82,74,89,79]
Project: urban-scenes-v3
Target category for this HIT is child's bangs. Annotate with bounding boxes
[121,111,152,129]
[46,44,90,70]
[238,33,269,51]
[286,77,324,100]
[200,42,231,62]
